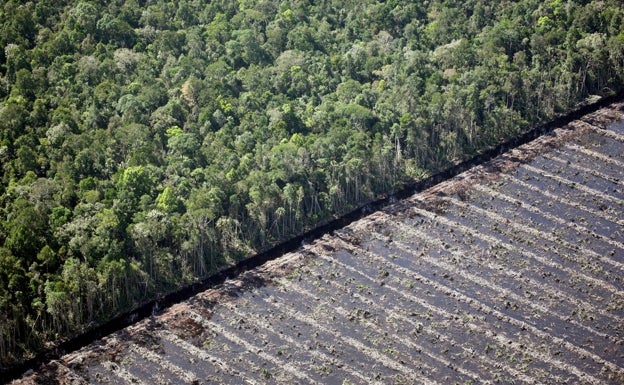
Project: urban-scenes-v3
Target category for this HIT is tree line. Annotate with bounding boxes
[1,0,623,367]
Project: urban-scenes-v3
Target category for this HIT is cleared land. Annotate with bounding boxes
[12,103,624,384]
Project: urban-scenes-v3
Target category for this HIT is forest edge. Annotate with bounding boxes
[3,89,624,382]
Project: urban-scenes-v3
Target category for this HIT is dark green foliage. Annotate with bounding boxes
[1,0,623,367]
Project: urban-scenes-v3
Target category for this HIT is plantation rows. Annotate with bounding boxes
[13,108,624,384]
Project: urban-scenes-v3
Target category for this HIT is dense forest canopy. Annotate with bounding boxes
[0,0,623,367]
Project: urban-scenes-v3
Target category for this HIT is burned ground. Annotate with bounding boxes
[12,103,624,384]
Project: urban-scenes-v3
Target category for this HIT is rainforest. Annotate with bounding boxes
[0,0,623,369]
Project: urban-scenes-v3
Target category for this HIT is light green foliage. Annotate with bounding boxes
[156,186,181,213]
[119,166,151,198]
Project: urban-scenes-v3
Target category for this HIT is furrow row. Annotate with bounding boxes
[400,208,624,377]
[129,345,199,384]
[330,235,623,383]
[279,264,537,384]
[100,361,147,385]
[447,189,624,292]
[247,289,418,384]
[564,143,624,170]
[522,164,624,207]
[387,217,622,325]
[543,152,624,187]
[276,275,481,383]
[473,183,624,267]
[222,300,376,385]
[314,242,581,384]
[256,290,430,384]
[314,291,480,382]
[583,122,624,143]
[188,310,322,384]
[506,173,624,227]
[159,330,259,385]
[431,198,624,297]
[383,221,618,344]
